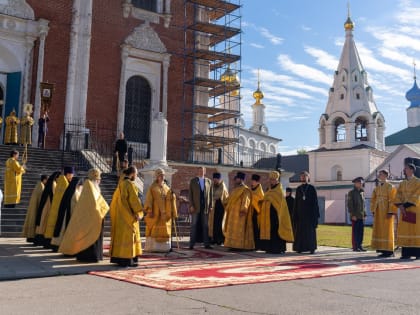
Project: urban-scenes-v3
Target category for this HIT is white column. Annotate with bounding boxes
[346,122,355,147]
[77,0,93,123]
[117,45,129,134]
[162,56,170,117]
[150,112,168,165]
[64,0,81,123]
[22,39,34,106]
[32,19,50,146]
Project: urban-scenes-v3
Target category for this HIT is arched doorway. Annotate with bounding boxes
[124,75,151,158]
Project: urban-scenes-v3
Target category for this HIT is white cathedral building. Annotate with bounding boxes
[308,13,389,223]
[218,69,281,167]
[237,79,280,167]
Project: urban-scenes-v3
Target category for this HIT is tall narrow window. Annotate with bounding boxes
[124,76,152,156]
[355,117,368,141]
[334,117,346,142]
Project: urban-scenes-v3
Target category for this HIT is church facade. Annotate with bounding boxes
[0,0,187,156]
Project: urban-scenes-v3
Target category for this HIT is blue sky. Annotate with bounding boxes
[239,0,419,155]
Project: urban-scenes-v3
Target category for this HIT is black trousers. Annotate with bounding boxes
[352,219,364,250]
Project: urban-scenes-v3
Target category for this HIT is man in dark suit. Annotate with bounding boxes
[188,166,213,249]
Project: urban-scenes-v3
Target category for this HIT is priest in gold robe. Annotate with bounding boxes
[44,166,74,251]
[110,166,144,267]
[51,177,82,248]
[395,162,420,259]
[250,174,264,250]
[144,168,177,252]
[59,169,109,262]
[223,172,254,250]
[4,150,25,207]
[22,175,48,243]
[260,171,294,254]
[19,112,34,145]
[34,172,60,246]
[208,172,228,245]
[4,110,19,145]
[370,169,397,257]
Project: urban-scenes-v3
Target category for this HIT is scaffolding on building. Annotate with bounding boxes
[183,0,241,165]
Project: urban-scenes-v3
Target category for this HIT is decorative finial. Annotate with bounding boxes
[257,68,261,90]
[347,1,351,18]
[413,59,417,81]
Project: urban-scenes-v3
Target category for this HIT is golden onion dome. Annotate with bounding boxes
[221,68,239,85]
[253,88,264,105]
[221,67,239,96]
[344,16,354,31]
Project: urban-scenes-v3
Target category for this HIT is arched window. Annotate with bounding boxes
[331,165,343,181]
[355,117,368,141]
[132,0,157,12]
[124,76,151,155]
[334,117,346,142]
[260,142,267,152]
[249,139,256,150]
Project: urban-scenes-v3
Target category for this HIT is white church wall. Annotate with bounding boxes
[316,188,348,223]
[310,150,371,182]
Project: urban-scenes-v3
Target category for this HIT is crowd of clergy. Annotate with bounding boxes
[2,149,416,267]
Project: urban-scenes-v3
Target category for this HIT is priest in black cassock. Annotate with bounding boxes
[293,171,320,254]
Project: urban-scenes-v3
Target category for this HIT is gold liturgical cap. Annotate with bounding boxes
[269,171,280,180]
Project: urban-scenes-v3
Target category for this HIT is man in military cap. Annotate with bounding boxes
[348,176,367,251]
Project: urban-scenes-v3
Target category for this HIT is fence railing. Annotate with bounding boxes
[60,119,278,171]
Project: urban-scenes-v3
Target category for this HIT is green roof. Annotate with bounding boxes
[385,126,420,146]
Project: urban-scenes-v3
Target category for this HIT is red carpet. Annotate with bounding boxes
[90,250,420,291]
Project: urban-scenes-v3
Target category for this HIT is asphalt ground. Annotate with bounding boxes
[1,238,420,315]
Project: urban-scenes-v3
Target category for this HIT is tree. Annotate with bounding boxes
[297,148,307,155]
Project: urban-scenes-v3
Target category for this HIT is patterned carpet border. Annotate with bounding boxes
[90,251,420,291]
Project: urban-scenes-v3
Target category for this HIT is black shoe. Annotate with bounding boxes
[358,247,367,252]
[188,246,194,250]
[204,245,213,249]
[310,250,315,254]
[400,256,411,260]
[353,248,361,252]
[378,253,394,258]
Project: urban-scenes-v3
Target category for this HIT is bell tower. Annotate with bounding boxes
[318,10,385,151]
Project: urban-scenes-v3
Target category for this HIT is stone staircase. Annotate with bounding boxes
[0,145,191,238]
[0,145,117,237]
